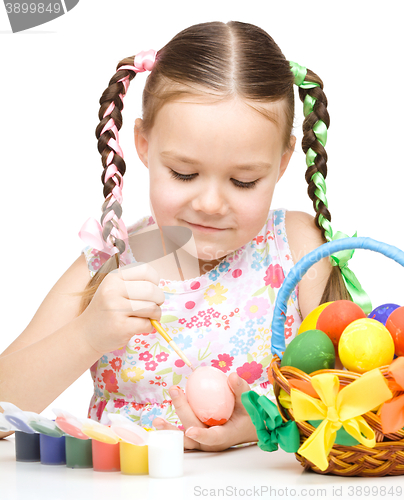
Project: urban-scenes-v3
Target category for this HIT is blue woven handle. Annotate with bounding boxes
[271,237,404,359]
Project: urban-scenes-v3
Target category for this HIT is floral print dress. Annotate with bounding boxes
[82,208,302,428]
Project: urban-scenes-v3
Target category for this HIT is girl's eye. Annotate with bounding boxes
[169,169,259,189]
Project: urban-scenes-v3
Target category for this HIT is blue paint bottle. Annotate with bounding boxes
[39,434,66,465]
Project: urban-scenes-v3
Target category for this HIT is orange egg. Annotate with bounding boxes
[186,367,235,426]
[317,300,366,346]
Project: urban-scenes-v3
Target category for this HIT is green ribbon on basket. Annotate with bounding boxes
[330,231,372,315]
[241,390,300,453]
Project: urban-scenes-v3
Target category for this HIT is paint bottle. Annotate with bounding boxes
[81,418,120,472]
[148,430,184,478]
[108,414,150,475]
[0,402,41,462]
[64,435,93,468]
[91,440,120,472]
[39,434,66,465]
[14,431,41,462]
[53,408,93,469]
[26,413,66,466]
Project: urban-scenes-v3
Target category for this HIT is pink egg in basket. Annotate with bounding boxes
[186,366,235,426]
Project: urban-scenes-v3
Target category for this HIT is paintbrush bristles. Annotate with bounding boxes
[150,319,193,369]
[168,340,193,369]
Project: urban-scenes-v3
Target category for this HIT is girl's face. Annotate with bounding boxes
[134,96,295,272]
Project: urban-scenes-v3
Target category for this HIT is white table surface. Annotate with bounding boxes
[1,435,404,500]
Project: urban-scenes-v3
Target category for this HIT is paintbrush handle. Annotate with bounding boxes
[150,319,193,369]
[150,319,172,343]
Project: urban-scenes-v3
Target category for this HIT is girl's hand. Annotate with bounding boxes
[152,372,258,451]
[78,262,165,356]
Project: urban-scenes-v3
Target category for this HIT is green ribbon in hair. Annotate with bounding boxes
[330,232,372,314]
[289,60,307,86]
[289,61,372,314]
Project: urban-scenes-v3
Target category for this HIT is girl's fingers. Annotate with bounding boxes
[227,372,251,410]
[152,417,176,431]
[185,425,224,448]
[185,423,244,451]
[168,386,207,430]
[153,378,253,451]
[152,417,201,450]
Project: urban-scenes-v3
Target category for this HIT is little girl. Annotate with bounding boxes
[0,21,360,451]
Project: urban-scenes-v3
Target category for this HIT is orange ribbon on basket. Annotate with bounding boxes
[290,369,393,471]
[380,357,404,434]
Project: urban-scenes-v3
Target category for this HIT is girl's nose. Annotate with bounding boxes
[191,183,228,216]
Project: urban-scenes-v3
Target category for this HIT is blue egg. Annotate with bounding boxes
[368,303,400,325]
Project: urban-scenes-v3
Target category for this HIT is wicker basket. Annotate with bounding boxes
[270,237,404,477]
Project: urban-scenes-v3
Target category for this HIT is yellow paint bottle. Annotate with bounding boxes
[108,414,151,476]
[119,441,149,475]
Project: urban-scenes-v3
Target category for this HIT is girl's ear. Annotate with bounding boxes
[134,118,149,168]
[277,135,296,182]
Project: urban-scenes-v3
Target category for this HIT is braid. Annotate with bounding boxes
[290,63,333,242]
[290,62,351,304]
[299,71,332,242]
[95,57,137,257]
[86,50,157,262]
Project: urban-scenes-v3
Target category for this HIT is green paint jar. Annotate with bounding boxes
[65,435,93,468]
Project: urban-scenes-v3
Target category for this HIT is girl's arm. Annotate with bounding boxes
[0,254,100,438]
[285,210,333,318]
[0,254,165,439]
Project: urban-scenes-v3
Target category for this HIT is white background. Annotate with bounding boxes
[0,1,403,419]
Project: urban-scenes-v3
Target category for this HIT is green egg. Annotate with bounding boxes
[281,329,335,373]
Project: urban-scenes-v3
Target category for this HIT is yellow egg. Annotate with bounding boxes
[338,318,395,373]
[298,302,333,335]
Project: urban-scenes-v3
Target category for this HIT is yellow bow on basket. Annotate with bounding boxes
[289,369,392,471]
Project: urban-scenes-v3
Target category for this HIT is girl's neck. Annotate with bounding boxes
[128,222,226,281]
[198,258,224,276]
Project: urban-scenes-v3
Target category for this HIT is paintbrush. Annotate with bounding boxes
[147,226,194,370]
[150,319,194,370]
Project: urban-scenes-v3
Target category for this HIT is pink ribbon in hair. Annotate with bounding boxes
[121,49,157,73]
[134,49,157,71]
[99,50,157,167]
[79,215,129,261]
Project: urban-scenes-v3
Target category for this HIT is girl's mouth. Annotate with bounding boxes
[185,221,227,233]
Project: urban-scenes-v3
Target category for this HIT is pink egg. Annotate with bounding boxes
[185,366,235,426]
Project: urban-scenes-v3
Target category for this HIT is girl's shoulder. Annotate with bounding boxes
[284,210,324,263]
[284,210,333,317]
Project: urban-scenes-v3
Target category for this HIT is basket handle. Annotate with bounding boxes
[271,237,404,359]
